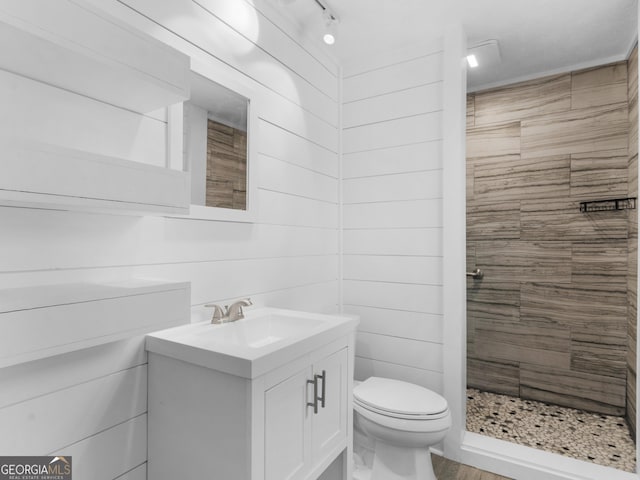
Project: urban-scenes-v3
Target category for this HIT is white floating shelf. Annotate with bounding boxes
[0,0,189,113]
[0,139,190,215]
[0,280,191,368]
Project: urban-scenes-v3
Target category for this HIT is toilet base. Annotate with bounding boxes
[369,441,436,480]
[354,442,436,480]
[353,464,372,480]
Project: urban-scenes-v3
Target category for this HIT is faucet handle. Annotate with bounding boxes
[204,304,226,324]
[227,298,253,321]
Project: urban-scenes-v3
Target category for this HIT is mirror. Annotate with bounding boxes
[177,61,257,222]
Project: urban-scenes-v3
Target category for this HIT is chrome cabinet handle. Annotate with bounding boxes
[317,370,326,409]
[307,377,318,414]
[306,371,327,414]
[466,268,484,280]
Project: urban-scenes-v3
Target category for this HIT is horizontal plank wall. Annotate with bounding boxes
[0,337,149,479]
[341,40,446,393]
[467,61,633,416]
[0,1,340,478]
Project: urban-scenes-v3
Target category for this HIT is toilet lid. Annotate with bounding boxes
[353,377,448,416]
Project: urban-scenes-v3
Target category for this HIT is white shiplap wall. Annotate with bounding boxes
[341,41,446,394]
[0,0,341,309]
[0,1,339,478]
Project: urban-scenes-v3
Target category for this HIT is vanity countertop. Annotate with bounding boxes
[145,307,359,378]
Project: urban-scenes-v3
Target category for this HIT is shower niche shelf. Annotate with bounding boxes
[579,197,637,213]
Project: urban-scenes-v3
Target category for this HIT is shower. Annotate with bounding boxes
[465,51,638,472]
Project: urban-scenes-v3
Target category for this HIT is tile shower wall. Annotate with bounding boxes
[628,45,638,435]
[342,42,445,393]
[467,60,635,416]
[205,120,247,210]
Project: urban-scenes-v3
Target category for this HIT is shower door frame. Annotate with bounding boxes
[440,23,640,480]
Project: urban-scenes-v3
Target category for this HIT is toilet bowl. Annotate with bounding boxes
[353,377,451,480]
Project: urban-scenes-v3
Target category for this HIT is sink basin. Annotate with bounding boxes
[146,307,359,378]
[212,314,325,348]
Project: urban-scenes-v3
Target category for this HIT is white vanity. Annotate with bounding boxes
[146,308,358,480]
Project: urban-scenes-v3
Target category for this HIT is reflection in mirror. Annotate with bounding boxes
[185,73,249,211]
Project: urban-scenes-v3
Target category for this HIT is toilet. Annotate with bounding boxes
[353,377,452,480]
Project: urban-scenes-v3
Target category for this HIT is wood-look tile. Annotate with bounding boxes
[467,279,520,324]
[467,162,475,201]
[475,339,569,371]
[467,242,477,270]
[467,357,519,397]
[571,240,628,286]
[571,324,629,349]
[206,119,247,210]
[520,364,626,415]
[521,102,628,159]
[571,62,628,110]
[474,240,571,284]
[466,60,634,417]
[570,149,628,200]
[467,122,520,159]
[572,328,627,351]
[520,283,627,331]
[628,280,637,325]
[475,319,570,369]
[432,454,512,480]
[474,73,570,126]
[627,368,636,437]
[627,283,637,363]
[520,198,629,241]
[473,155,570,201]
[628,47,638,158]
[626,322,636,378]
[467,94,475,128]
[467,201,520,240]
[629,152,638,200]
[571,340,627,378]
[628,242,637,317]
[467,278,520,306]
[467,306,476,355]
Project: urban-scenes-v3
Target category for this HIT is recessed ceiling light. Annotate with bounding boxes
[467,40,501,70]
[323,32,335,45]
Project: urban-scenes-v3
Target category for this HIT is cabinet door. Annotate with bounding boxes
[312,348,348,461]
[264,367,312,480]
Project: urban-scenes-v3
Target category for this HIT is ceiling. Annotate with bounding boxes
[275,0,638,91]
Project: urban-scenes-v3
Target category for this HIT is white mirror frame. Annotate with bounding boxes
[167,58,259,223]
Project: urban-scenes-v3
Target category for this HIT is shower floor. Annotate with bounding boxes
[466,388,636,473]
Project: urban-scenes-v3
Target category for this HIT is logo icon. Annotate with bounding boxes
[0,456,72,479]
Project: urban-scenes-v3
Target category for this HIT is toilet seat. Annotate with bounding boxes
[354,400,451,434]
[354,377,449,420]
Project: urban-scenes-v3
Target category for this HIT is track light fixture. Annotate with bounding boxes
[314,0,339,45]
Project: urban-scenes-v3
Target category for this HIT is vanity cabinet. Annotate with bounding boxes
[146,309,357,480]
[265,347,348,480]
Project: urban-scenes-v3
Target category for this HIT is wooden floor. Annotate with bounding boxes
[432,454,512,480]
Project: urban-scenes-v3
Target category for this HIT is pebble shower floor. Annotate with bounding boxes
[466,388,636,473]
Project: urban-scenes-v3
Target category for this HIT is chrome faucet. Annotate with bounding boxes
[205,298,252,324]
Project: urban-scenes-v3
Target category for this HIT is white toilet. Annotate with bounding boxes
[353,377,452,480]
